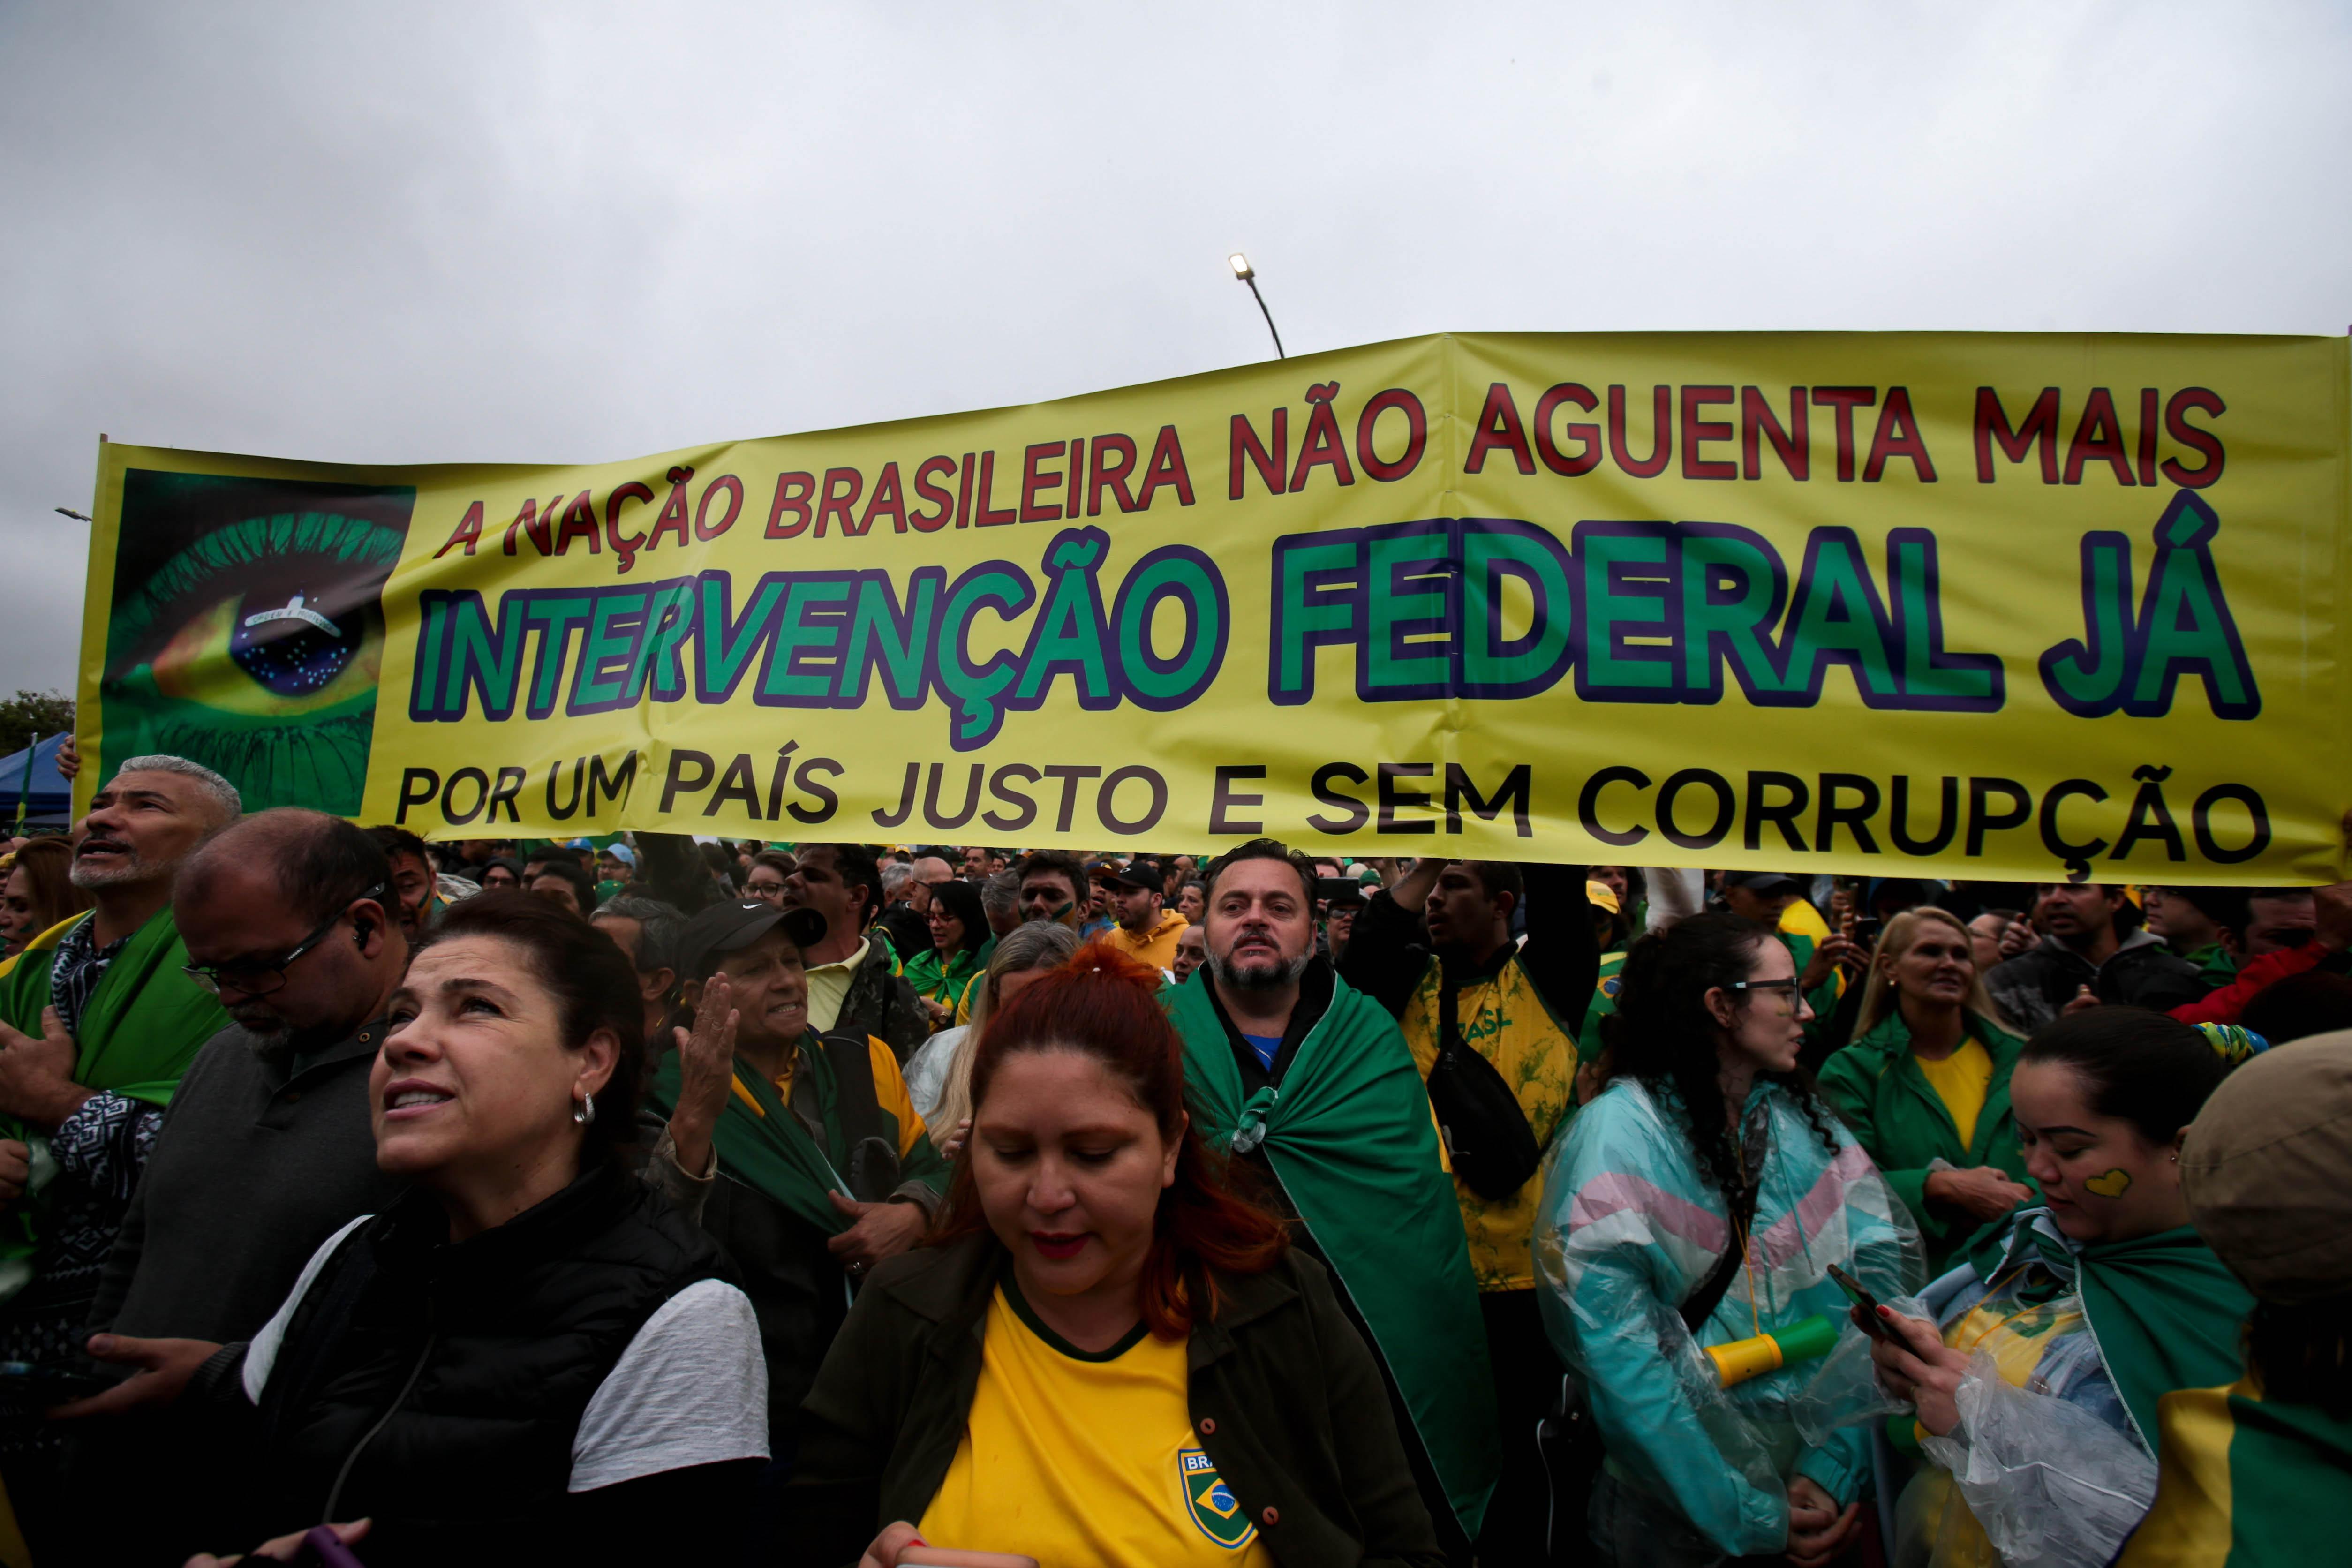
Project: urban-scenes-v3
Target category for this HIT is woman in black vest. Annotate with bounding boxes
[107,893,767,1565]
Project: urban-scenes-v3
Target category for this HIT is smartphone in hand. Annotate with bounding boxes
[1825,1264,1898,1343]
[897,1550,1040,1568]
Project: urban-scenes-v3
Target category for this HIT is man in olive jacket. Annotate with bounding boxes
[788,1231,1447,1568]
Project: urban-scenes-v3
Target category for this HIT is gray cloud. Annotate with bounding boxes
[3,1,2346,690]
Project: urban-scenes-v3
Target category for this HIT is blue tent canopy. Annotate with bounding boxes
[0,734,73,823]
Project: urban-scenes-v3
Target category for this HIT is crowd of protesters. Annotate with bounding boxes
[0,753,2342,1567]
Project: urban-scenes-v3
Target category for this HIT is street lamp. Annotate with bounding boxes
[1228,252,1285,360]
[54,508,91,522]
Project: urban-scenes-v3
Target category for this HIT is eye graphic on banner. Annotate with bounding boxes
[95,471,414,816]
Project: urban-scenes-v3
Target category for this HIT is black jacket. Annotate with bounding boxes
[196,1166,743,1566]
[1986,930,2209,1031]
[838,933,930,1064]
[789,1232,1446,1568]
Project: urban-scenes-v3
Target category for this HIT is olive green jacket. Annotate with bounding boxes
[1816,1010,2034,1271]
[788,1231,1445,1568]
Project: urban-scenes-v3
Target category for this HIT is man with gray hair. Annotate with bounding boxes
[592,894,686,1048]
[0,754,236,1552]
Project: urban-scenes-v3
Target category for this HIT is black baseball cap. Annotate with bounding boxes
[1723,871,1805,895]
[676,898,826,978]
[1108,857,1164,892]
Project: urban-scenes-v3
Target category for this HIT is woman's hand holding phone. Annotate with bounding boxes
[1865,1308,1971,1436]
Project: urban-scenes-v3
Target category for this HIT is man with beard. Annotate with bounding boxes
[1099,856,1187,971]
[49,810,410,1559]
[1338,857,1596,1563]
[365,823,442,941]
[0,755,237,1552]
[1015,849,1089,931]
[1161,838,1499,1559]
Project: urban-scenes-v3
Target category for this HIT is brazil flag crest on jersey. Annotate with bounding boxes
[1179,1445,1257,1549]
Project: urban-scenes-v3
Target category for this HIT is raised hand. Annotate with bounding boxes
[664,977,739,1179]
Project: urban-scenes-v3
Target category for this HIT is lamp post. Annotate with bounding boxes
[1228,253,1285,360]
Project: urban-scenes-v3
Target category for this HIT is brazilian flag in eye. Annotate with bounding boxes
[101,471,415,815]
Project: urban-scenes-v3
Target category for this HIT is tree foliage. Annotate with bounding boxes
[0,691,74,760]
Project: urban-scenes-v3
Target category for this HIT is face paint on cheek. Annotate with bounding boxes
[2084,1168,2133,1199]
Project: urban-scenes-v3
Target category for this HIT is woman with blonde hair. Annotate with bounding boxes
[900,920,1081,1150]
[1818,906,2034,1270]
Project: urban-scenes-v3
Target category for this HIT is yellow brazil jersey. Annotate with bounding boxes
[1904,1289,2089,1568]
[920,1285,1274,1568]
[1399,953,1577,1292]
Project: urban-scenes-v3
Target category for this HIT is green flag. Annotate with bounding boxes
[1166,971,1500,1537]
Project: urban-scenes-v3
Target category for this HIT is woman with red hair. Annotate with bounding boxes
[791,939,1444,1568]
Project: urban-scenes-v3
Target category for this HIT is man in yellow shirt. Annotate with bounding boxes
[1101,857,1188,972]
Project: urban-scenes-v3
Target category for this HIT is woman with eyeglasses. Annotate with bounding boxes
[1535,911,1923,1568]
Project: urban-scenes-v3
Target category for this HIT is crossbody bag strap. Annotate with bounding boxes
[1681,1110,1770,1332]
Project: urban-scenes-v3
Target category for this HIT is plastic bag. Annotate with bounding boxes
[1791,1291,1931,1447]
[1910,1352,2156,1568]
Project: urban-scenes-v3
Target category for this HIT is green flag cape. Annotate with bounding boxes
[1166,972,1500,1537]
[0,907,229,1297]
[2119,1373,2352,1567]
[1968,1216,2254,1453]
[648,1050,852,1237]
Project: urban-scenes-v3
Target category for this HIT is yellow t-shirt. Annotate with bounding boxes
[920,1286,1275,1568]
[1915,1035,1995,1149]
[1104,909,1188,972]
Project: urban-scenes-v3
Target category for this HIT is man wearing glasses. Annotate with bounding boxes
[59,808,410,1542]
[78,809,409,1350]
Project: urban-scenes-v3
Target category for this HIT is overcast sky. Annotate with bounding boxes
[3,1,2345,694]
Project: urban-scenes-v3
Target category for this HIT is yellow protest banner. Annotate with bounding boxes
[77,331,2351,882]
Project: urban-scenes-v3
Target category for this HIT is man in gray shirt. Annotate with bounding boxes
[56,810,413,1557]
